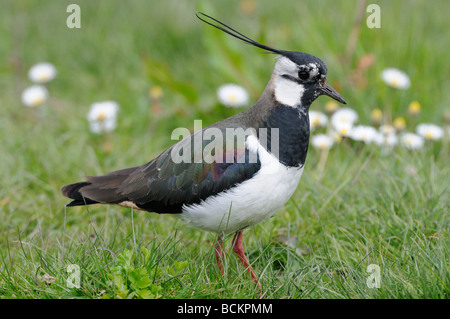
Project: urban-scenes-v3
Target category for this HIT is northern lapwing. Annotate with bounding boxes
[61,12,346,285]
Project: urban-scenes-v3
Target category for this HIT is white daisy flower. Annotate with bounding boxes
[331,107,358,136]
[311,134,334,150]
[349,125,378,143]
[379,124,396,135]
[87,101,120,134]
[217,84,249,108]
[373,132,398,147]
[381,68,410,90]
[416,123,444,140]
[333,121,353,137]
[330,130,343,143]
[28,62,57,83]
[401,132,424,150]
[309,111,328,130]
[376,125,398,147]
[21,85,49,107]
[331,107,358,126]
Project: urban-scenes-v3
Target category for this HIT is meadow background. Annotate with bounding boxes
[0,0,448,299]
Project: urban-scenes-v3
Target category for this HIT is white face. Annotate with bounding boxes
[272,56,322,107]
[273,56,300,78]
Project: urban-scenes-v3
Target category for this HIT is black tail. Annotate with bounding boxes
[61,182,100,206]
[61,166,139,207]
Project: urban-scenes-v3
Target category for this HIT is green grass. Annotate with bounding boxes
[0,0,448,299]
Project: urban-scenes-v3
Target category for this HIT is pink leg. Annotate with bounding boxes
[215,235,225,275]
[232,231,261,287]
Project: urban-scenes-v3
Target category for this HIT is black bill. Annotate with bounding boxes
[319,81,346,104]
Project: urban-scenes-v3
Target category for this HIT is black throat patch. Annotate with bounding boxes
[258,104,310,167]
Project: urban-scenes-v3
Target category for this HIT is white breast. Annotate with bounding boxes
[176,135,304,234]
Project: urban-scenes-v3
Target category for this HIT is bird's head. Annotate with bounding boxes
[271,51,346,107]
[196,12,346,108]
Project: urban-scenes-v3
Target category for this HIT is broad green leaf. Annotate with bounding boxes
[116,249,135,272]
[174,260,189,272]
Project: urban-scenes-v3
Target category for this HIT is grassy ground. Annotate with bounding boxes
[0,0,448,299]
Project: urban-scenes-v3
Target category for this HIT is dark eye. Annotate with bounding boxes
[298,70,309,80]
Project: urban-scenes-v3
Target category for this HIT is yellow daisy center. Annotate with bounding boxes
[383,125,394,134]
[408,101,421,114]
[32,97,44,106]
[149,86,163,99]
[393,117,406,130]
[390,79,399,87]
[312,118,320,127]
[371,108,383,120]
[97,112,107,121]
[39,74,49,82]
[325,101,338,112]
[228,94,238,103]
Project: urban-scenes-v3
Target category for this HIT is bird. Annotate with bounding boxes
[61,12,346,286]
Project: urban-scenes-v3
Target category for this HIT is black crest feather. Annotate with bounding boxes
[196,12,283,55]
